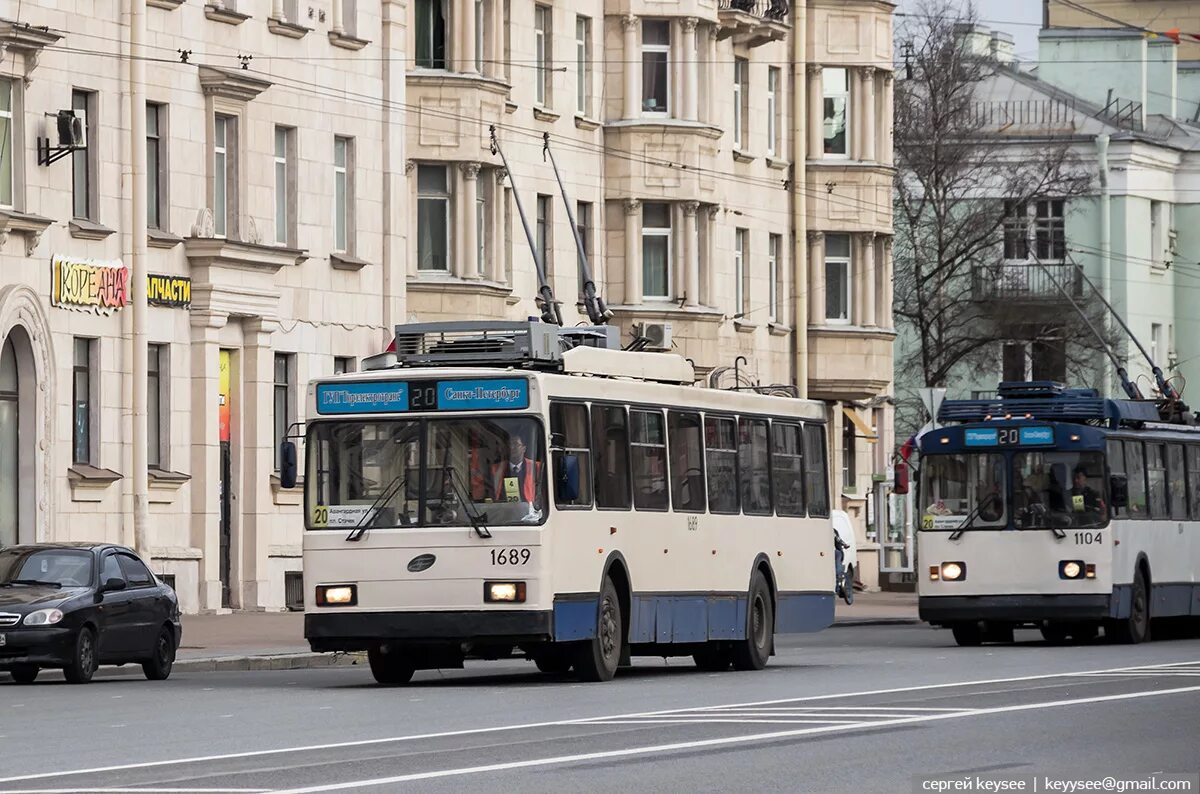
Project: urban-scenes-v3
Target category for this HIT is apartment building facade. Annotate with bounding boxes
[0,0,896,611]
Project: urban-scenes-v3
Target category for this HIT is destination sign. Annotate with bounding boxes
[316,378,529,415]
[963,426,1055,447]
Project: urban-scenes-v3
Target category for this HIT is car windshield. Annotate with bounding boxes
[920,453,1008,530]
[0,549,94,587]
[1014,451,1107,529]
[307,417,545,529]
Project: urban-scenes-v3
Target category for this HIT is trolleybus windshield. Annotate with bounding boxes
[1013,451,1107,530]
[921,453,1008,530]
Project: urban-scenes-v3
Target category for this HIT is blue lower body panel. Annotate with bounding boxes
[776,592,836,633]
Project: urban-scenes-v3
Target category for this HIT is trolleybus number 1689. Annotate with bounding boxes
[490,548,531,565]
[1073,532,1103,545]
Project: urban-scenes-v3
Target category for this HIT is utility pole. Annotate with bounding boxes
[130,0,150,562]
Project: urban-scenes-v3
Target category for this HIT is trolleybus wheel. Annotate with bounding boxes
[533,650,573,674]
[368,644,416,685]
[1107,568,1150,645]
[573,578,623,682]
[950,622,983,647]
[693,645,732,672]
[1040,622,1071,645]
[732,571,774,671]
[984,623,1014,644]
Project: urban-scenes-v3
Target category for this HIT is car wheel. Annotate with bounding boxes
[63,627,98,684]
[732,571,774,671]
[367,645,415,685]
[9,665,39,684]
[143,625,176,681]
[573,577,623,682]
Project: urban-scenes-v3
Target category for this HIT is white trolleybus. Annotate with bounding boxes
[917,380,1200,646]
[287,321,836,684]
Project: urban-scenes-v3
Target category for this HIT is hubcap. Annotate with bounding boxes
[159,633,173,667]
[599,595,618,660]
[80,633,95,672]
[1133,585,1147,633]
[751,595,766,648]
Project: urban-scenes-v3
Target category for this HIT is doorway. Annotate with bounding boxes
[0,335,20,546]
[218,349,233,608]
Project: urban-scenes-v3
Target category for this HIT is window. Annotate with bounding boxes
[334,136,353,252]
[733,58,748,149]
[804,424,830,517]
[282,0,300,23]
[1151,323,1163,367]
[117,553,153,588]
[642,20,670,114]
[739,418,772,515]
[274,126,293,246]
[333,356,355,375]
[273,354,293,471]
[146,103,166,229]
[535,5,551,107]
[768,234,781,323]
[417,165,450,271]
[772,423,805,517]
[842,415,856,491]
[72,338,93,465]
[592,405,631,509]
[475,0,486,73]
[576,15,592,115]
[213,114,236,238]
[705,416,739,514]
[72,90,96,220]
[551,402,593,508]
[536,194,552,279]
[148,344,166,469]
[1150,201,1173,268]
[415,0,447,69]
[1002,201,1028,260]
[735,228,748,314]
[1031,337,1066,382]
[668,411,705,513]
[642,202,671,299]
[1034,199,1065,260]
[1187,445,1200,519]
[825,233,851,323]
[1125,441,1147,517]
[822,68,849,156]
[1107,438,1126,518]
[767,67,780,157]
[576,201,592,297]
[1168,443,1187,520]
[1002,342,1028,382]
[100,554,123,587]
[477,184,487,277]
[0,79,12,207]
[630,410,669,511]
[343,0,359,37]
[1146,442,1167,518]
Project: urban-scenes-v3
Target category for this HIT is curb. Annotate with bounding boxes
[93,651,366,678]
[832,617,922,627]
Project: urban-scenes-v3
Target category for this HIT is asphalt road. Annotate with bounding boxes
[2,624,1199,793]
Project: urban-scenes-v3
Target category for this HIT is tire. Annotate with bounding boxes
[1107,568,1150,645]
[693,645,731,672]
[984,623,1014,644]
[142,625,176,681]
[732,570,774,671]
[951,622,983,647]
[367,645,415,685]
[9,665,38,684]
[841,566,855,606]
[1040,622,1071,645]
[533,649,572,674]
[63,627,97,684]
[573,577,623,682]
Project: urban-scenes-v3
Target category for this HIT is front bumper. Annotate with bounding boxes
[305,609,553,652]
[920,594,1112,624]
[0,626,76,668]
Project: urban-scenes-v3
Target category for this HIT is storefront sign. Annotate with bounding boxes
[147,274,192,308]
[51,256,129,315]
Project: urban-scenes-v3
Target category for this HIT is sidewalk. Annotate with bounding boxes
[833,589,920,627]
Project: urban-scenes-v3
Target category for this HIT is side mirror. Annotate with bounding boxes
[1110,473,1128,508]
[556,454,581,501]
[279,441,298,489]
[102,577,126,593]
[893,460,909,495]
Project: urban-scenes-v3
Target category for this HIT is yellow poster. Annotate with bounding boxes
[219,350,231,443]
[504,477,520,502]
[1072,494,1084,512]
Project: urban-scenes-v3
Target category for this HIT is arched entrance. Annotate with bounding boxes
[0,335,18,546]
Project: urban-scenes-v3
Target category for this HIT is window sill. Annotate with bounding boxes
[268,16,311,39]
[505,100,518,114]
[203,3,250,24]
[533,106,561,123]
[68,464,123,503]
[766,157,790,170]
[732,149,756,164]
[150,546,203,560]
[271,474,304,506]
[147,228,183,249]
[0,209,53,256]
[147,0,184,8]
[149,468,190,504]
[605,118,724,140]
[768,322,792,336]
[611,303,725,323]
[330,251,372,271]
[574,115,602,131]
[328,30,371,50]
[69,218,117,241]
[408,275,513,298]
[734,318,758,333]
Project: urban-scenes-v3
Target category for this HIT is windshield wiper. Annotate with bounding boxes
[443,466,492,539]
[949,493,1001,541]
[2,579,62,588]
[346,473,408,543]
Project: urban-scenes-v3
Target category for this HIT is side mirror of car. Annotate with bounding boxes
[1110,473,1128,508]
[279,441,298,489]
[102,577,126,593]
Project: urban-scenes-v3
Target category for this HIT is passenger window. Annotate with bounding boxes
[550,402,593,508]
[739,418,772,516]
[1107,439,1126,518]
[100,554,124,586]
[1125,441,1147,517]
[630,410,670,511]
[705,416,739,514]
[117,554,153,587]
[1146,443,1168,518]
[804,424,830,517]
[668,411,706,513]
[1188,446,1200,519]
[772,423,805,517]
[1167,443,1187,520]
[592,405,631,509]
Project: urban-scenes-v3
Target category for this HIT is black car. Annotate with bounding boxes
[0,543,182,684]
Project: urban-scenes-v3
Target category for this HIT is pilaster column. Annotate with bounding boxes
[881,236,894,328]
[405,160,418,276]
[271,0,284,21]
[460,162,481,277]
[460,0,478,74]
[704,205,719,305]
[239,317,277,610]
[331,0,344,35]
[622,15,640,120]
[861,67,876,163]
[624,198,642,304]
[682,17,698,122]
[808,231,825,325]
[882,72,895,166]
[807,64,823,159]
[189,312,228,612]
[682,201,700,307]
[859,232,877,327]
[707,26,719,124]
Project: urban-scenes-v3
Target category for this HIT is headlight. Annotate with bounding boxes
[315,584,357,607]
[484,581,526,603]
[1059,560,1086,580]
[940,562,966,581]
[23,609,64,626]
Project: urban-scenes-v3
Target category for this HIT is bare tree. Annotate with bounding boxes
[892,2,1106,434]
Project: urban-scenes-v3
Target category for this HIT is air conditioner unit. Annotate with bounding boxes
[636,322,673,351]
[57,109,86,149]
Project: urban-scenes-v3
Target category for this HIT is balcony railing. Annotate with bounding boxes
[719,0,790,22]
[973,262,1082,302]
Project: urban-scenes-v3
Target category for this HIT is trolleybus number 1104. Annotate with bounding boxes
[490,548,531,566]
[1073,531,1103,545]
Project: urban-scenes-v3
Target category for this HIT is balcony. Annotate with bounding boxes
[717,0,790,48]
[972,262,1082,303]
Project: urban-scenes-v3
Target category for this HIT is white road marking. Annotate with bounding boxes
[1,659,1197,786]
[0,789,270,793]
[266,684,1200,793]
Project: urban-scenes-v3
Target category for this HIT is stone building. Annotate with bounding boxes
[0,0,896,611]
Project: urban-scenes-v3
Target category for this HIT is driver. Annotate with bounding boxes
[1069,466,1105,523]
[491,433,542,504]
